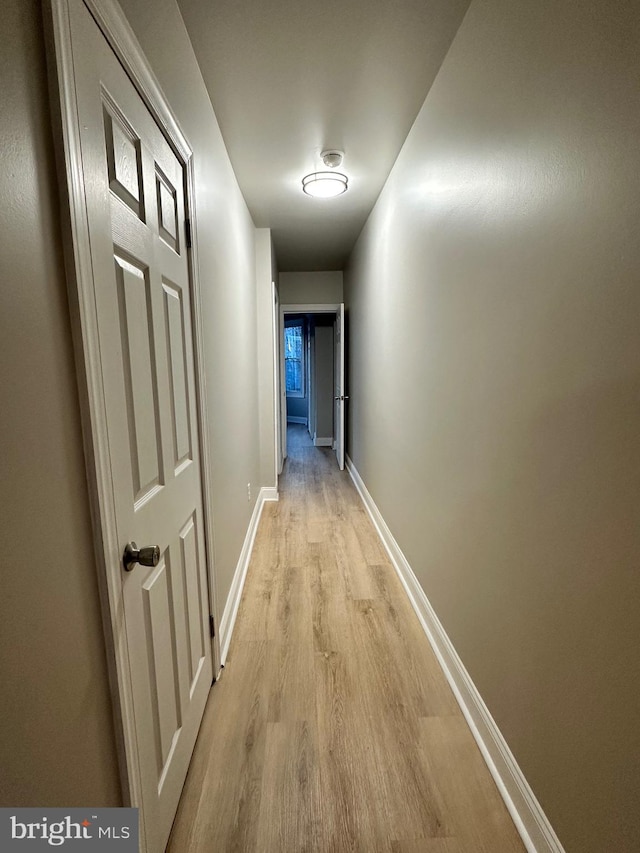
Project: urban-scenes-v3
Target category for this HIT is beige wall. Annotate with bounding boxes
[344,1,640,851]
[279,271,343,304]
[0,0,121,807]
[118,0,262,611]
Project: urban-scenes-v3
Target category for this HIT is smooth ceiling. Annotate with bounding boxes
[176,0,471,270]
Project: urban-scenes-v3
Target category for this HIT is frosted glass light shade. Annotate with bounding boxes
[302,171,348,198]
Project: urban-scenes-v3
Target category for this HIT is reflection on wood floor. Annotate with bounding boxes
[168,424,525,852]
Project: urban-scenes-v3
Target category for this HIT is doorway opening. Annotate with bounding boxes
[284,312,334,446]
[279,303,346,470]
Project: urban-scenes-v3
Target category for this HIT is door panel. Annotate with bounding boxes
[103,99,145,218]
[156,169,179,250]
[179,512,206,689]
[114,254,163,501]
[143,555,181,773]
[69,4,212,851]
[163,281,193,469]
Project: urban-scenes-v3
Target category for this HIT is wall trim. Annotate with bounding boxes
[314,436,333,447]
[218,487,276,664]
[345,454,566,853]
[287,415,307,425]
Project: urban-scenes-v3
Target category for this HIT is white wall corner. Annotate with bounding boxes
[218,490,269,665]
[345,454,566,853]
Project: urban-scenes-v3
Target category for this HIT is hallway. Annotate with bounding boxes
[168,425,525,852]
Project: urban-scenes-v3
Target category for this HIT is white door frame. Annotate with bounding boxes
[45,0,221,823]
[280,303,341,461]
[334,302,347,470]
[272,282,284,476]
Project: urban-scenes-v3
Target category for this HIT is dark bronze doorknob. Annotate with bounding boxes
[123,541,160,572]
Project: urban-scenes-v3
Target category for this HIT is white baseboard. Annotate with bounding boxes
[313,436,333,447]
[218,487,277,665]
[345,455,565,853]
[260,486,279,502]
[287,416,307,425]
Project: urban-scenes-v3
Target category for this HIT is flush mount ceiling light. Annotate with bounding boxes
[302,171,348,197]
[302,150,348,198]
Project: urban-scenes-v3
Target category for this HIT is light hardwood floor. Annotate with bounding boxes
[168,425,525,852]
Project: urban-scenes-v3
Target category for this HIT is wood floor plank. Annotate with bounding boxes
[264,561,317,723]
[391,839,462,853]
[330,519,378,601]
[315,652,395,853]
[256,720,323,853]
[344,597,450,842]
[418,715,526,852]
[168,640,269,852]
[311,541,353,656]
[168,425,526,853]
[367,564,461,718]
[350,505,390,565]
[232,506,282,644]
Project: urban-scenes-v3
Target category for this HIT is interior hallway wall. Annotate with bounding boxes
[118,0,262,613]
[279,270,343,304]
[344,1,640,851]
[0,0,121,807]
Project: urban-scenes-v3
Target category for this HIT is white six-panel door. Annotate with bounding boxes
[68,4,212,850]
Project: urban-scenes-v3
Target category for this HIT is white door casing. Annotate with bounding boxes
[47,2,215,851]
[280,309,288,464]
[334,303,346,470]
[273,283,284,477]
